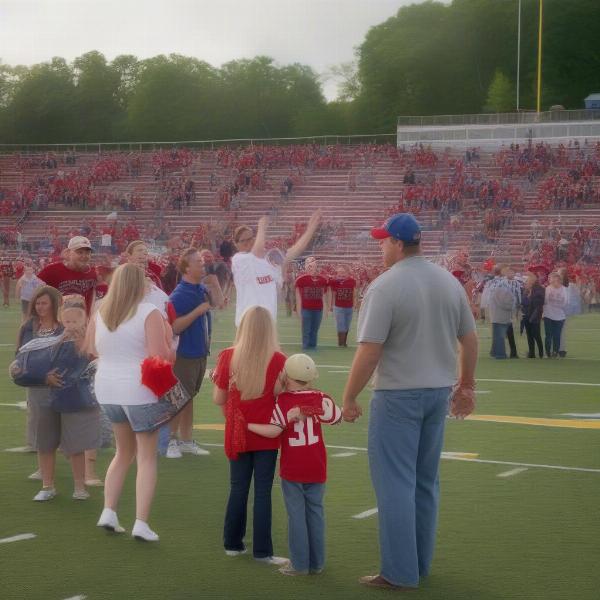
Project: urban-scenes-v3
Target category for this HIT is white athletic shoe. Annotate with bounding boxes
[97,508,125,533]
[28,469,42,480]
[165,439,182,459]
[225,548,248,557]
[255,556,289,566]
[72,489,90,501]
[33,488,56,502]
[178,440,210,456]
[132,520,159,542]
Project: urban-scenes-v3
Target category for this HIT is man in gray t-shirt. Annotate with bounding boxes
[342,213,478,591]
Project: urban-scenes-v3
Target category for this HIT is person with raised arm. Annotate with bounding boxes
[231,210,322,327]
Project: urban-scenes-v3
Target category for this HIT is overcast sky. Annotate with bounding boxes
[0,0,422,100]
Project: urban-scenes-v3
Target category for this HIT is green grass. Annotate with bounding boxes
[1,303,599,600]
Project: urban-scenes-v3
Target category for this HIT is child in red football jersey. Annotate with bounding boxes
[247,353,342,576]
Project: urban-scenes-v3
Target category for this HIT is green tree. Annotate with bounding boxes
[4,57,76,143]
[484,70,514,112]
[72,51,122,141]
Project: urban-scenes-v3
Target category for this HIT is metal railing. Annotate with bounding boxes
[0,133,396,154]
[397,109,600,127]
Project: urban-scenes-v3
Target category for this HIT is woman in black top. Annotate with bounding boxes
[521,272,545,358]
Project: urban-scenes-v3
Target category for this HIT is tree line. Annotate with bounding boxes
[0,0,597,143]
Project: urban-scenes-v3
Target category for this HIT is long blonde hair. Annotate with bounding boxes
[231,306,279,400]
[98,263,146,331]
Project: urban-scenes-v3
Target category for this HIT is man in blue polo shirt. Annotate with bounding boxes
[166,248,213,458]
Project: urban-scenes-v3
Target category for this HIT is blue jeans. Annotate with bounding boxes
[301,309,323,349]
[543,317,564,356]
[224,450,278,558]
[368,387,451,588]
[281,480,325,573]
[491,322,509,358]
[333,306,353,333]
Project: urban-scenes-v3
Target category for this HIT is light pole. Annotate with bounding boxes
[536,0,544,113]
[516,0,521,111]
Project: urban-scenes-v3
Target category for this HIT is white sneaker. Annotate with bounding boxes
[178,440,210,456]
[165,439,182,459]
[255,556,289,566]
[97,508,125,533]
[132,519,159,542]
[225,548,248,557]
[72,489,90,501]
[33,488,56,502]
[28,469,42,480]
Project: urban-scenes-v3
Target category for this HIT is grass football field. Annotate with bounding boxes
[1,303,599,600]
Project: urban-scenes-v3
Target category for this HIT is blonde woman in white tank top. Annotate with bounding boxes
[85,264,173,542]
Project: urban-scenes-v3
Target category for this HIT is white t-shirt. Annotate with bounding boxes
[144,284,169,318]
[101,233,112,247]
[232,252,282,326]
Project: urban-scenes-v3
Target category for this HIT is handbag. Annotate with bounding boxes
[140,356,191,431]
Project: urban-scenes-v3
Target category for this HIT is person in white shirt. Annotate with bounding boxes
[543,272,568,358]
[232,210,322,327]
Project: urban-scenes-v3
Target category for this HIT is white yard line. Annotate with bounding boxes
[331,452,357,458]
[0,533,36,544]
[352,508,378,519]
[477,378,600,387]
[561,413,600,418]
[63,595,87,600]
[192,442,600,474]
[497,467,529,478]
[3,446,35,453]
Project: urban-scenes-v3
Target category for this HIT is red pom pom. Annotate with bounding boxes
[141,356,178,397]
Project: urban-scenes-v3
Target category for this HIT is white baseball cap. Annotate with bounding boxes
[285,354,318,383]
[67,236,92,251]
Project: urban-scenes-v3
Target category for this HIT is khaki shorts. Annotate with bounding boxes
[29,398,101,455]
[173,356,207,400]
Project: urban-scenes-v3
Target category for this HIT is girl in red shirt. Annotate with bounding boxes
[212,306,288,566]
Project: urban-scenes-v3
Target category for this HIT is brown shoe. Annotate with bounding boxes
[358,574,415,591]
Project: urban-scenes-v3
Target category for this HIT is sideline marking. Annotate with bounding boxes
[193,424,225,431]
[331,452,357,458]
[352,508,378,519]
[466,414,600,429]
[497,467,528,478]
[189,439,599,474]
[0,533,36,544]
[3,446,35,453]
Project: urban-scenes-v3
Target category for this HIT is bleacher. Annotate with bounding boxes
[1,142,599,270]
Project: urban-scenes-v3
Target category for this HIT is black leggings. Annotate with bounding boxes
[524,320,543,357]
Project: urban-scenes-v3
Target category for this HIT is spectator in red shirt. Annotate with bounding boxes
[212,306,288,566]
[295,257,329,350]
[37,236,97,314]
[328,264,357,347]
[248,353,342,576]
[1,256,14,307]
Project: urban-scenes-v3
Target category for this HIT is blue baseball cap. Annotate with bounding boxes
[371,213,422,244]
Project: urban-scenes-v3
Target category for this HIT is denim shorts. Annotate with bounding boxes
[102,402,173,433]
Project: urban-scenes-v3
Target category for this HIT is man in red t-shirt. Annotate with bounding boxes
[247,354,342,576]
[328,264,357,347]
[38,236,97,314]
[295,257,329,350]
